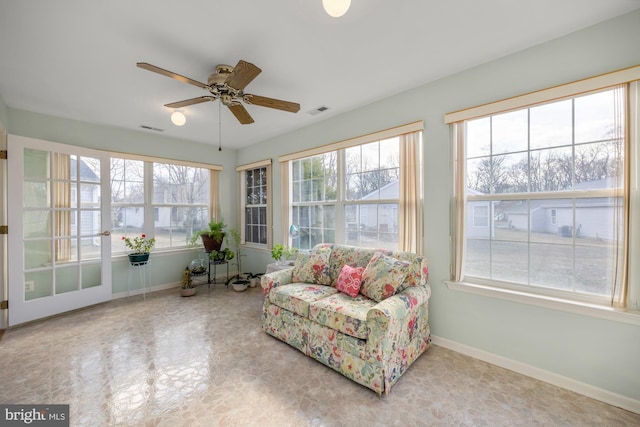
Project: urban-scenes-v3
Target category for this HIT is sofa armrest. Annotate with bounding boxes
[366,285,431,364]
[261,267,294,297]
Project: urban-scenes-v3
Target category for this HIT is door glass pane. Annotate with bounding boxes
[23,148,50,179]
[78,156,100,182]
[55,238,75,263]
[55,266,78,294]
[82,263,101,289]
[80,183,100,207]
[25,240,50,269]
[25,270,52,301]
[81,237,101,261]
[23,181,50,208]
[24,211,49,238]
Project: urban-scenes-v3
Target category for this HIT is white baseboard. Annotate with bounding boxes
[112,281,180,299]
[431,335,640,415]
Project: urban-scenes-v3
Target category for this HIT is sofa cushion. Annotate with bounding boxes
[360,252,411,302]
[335,265,364,297]
[269,283,338,318]
[327,245,378,283]
[292,245,332,285]
[309,293,376,340]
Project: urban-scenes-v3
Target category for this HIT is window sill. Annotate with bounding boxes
[444,280,640,326]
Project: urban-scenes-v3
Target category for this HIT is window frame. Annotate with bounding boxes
[446,65,640,314]
[279,121,423,252]
[110,153,221,255]
[237,159,272,249]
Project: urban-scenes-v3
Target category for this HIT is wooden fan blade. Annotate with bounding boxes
[137,62,208,89]
[225,60,261,91]
[228,103,255,124]
[164,96,215,108]
[244,94,300,113]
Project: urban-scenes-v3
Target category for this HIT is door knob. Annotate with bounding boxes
[99,231,111,236]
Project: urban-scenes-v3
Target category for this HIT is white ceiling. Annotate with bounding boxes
[1,0,639,149]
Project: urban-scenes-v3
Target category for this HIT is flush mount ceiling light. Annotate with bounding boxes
[170,111,186,126]
[322,0,351,17]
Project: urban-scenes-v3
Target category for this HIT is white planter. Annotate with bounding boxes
[231,281,248,292]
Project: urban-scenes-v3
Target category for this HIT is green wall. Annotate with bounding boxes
[236,10,640,403]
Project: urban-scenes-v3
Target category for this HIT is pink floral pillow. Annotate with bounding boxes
[292,246,332,285]
[335,265,364,298]
[360,253,410,302]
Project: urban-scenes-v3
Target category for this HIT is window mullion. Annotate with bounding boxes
[144,162,154,237]
[336,150,345,244]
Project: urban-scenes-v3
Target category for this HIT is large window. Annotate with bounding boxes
[111,156,218,253]
[281,122,423,252]
[448,69,640,310]
[238,160,271,248]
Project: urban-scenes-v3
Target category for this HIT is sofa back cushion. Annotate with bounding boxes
[321,244,428,294]
[292,245,333,285]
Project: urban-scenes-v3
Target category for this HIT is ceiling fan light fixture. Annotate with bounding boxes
[170,111,186,126]
[322,0,351,17]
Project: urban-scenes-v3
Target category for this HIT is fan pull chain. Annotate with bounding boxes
[218,101,222,151]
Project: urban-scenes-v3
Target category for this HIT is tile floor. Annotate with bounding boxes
[1,285,639,426]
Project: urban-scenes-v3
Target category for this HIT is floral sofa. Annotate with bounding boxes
[261,243,431,394]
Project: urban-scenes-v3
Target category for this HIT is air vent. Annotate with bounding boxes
[307,105,329,116]
[140,125,164,132]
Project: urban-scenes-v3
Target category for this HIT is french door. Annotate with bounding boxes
[7,135,112,326]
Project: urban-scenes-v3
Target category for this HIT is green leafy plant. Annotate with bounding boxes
[209,248,235,262]
[122,234,155,254]
[271,244,298,262]
[189,218,227,247]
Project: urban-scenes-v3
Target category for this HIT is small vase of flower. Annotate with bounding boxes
[122,234,156,265]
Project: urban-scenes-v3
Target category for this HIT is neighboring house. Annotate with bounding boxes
[470,178,618,241]
[70,159,100,244]
[356,180,400,233]
[466,188,493,239]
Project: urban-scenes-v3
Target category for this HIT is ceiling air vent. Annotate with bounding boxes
[307,105,329,116]
[140,125,164,132]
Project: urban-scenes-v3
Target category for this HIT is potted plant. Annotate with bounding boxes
[122,233,156,265]
[271,244,298,265]
[189,218,227,252]
[209,247,235,263]
[247,272,263,288]
[180,265,197,297]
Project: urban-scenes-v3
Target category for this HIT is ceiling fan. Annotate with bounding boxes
[136,60,300,124]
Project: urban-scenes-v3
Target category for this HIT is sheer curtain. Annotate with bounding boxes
[398,131,424,254]
[209,169,220,220]
[612,83,630,309]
